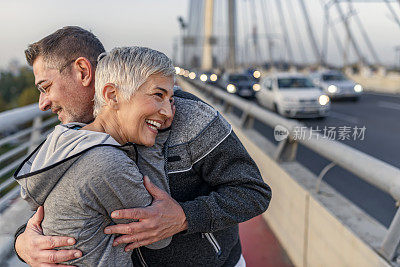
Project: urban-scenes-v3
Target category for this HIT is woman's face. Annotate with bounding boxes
[117,73,174,147]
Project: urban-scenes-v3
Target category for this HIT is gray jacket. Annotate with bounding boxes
[14,123,171,267]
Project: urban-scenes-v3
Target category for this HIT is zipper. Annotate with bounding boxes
[136,247,148,267]
[203,233,222,257]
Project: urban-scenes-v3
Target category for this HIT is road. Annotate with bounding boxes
[249,92,400,228]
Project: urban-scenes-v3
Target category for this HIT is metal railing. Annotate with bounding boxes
[0,104,57,212]
[179,77,400,264]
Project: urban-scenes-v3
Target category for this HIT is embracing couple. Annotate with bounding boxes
[13,26,271,267]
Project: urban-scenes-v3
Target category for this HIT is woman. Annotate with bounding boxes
[14,46,175,266]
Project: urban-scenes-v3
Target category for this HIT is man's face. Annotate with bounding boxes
[33,56,94,124]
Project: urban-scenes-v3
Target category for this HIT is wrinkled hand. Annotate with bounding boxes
[15,206,82,267]
[104,176,188,251]
[161,97,175,129]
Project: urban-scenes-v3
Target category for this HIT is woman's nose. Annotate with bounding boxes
[160,100,173,118]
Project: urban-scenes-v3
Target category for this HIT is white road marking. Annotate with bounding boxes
[378,101,400,111]
[329,111,360,124]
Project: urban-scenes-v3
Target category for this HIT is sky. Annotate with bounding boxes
[0,0,399,69]
[0,0,188,69]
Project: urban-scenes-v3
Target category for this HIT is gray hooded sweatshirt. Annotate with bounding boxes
[14,123,171,266]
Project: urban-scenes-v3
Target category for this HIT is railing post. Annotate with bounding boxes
[224,101,233,113]
[380,208,400,263]
[274,137,298,162]
[29,116,43,153]
[240,112,254,129]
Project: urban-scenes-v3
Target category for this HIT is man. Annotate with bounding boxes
[15,26,271,266]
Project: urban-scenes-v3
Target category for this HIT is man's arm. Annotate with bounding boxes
[105,131,271,250]
[104,176,187,251]
[15,206,82,266]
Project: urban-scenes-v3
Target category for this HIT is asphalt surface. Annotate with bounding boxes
[248,92,400,228]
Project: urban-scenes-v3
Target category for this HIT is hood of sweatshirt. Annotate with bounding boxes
[14,123,128,209]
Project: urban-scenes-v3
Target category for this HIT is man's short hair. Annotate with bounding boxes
[25,26,105,71]
[93,46,175,117]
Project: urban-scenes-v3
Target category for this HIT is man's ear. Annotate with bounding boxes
[73,57,93,87]
[103,83,119,109]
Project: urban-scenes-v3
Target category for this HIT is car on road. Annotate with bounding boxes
[199,71,219,85]
[219,73,260,99]
[310,70,363,101]
[257,73,330,118]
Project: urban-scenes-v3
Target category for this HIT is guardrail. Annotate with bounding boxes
[0,104,56,213]
[179,77,400,264]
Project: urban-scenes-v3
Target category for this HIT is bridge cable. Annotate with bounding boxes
[249,0,263,66]
[259,0,274,64]
[383,0,400,30]
[297,0,324,65]
[245,0,256,65]
[194,0,205,68]
[333,0,366,65]
[347,0,381,65]
[286,0,308,64]
[185,0,196,67]
[238,0,248,67]
[275,0,295,63]
[319,0,346,66]
[241,0,252,66]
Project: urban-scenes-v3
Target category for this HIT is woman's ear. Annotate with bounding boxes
[103,83,119,109]
[73,57,93,87]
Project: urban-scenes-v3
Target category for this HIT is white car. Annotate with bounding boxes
[310,70,362,100]
[257,73,330,118]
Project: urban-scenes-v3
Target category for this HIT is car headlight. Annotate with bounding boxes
[319,95,330,106]
[227,84,237,93]
[253,70,261,79]
[327,85,338,93]
[200,74,208,82]
[210,74,218,81]
[189,72,196,80]
[253,83,261,91]
[354,84,363,92]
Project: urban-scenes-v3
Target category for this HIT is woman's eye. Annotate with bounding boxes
[154,93,163,98]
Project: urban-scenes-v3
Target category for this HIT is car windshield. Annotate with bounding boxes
[278,78,315,89]
[322,74,346,81]
[229,75,251,82]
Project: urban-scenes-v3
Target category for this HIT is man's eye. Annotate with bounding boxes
[154,93,163,98]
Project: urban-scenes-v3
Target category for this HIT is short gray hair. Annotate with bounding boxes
[93,46,175,116]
